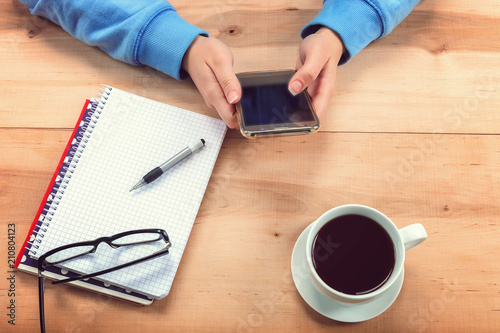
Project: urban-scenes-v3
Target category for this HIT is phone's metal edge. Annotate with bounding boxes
[235,70,321,139]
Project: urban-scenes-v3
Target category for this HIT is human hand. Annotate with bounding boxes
[288,27,345,120]
[181,36,241,128]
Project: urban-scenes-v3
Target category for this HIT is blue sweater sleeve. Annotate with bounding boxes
[302,0,421,64]
[18,0,208,80]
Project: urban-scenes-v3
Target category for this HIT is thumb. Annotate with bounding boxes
[288,54,324,96]
[223,74,242,105]
[212,60,242,105]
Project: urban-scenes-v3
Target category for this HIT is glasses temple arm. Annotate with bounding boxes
[38,275,46,333]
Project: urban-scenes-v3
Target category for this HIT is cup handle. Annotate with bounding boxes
[399,223,427,251]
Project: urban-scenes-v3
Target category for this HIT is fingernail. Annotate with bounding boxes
[227,91,238,104]
[289,81,302,96]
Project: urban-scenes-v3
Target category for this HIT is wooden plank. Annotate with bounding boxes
[1,128,499,332]
[1,1,499,133]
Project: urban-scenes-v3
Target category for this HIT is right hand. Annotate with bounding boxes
[288,27,345,120]
[181,36,241,128]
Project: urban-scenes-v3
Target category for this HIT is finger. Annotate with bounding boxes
[289,52,328,96]
[310,81,334,120]
[295,55,304,72]
[191,63,238,128]
[308,64,337,119]
[209,85,238,129]
[208,52,242,105]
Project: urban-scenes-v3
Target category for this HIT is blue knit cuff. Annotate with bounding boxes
[301,0,383,64]
[135,8,208,80]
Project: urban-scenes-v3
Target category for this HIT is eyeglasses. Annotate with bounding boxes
[37,229,171,333]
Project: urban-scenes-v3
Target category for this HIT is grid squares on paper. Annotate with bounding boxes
[32,87,227,299]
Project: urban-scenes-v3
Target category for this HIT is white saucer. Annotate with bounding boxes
[291,224,404,322]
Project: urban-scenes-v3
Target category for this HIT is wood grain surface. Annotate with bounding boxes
[1,0,499,332]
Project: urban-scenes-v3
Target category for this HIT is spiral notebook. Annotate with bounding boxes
[15,86,227,302]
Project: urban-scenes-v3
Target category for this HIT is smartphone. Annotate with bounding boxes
[235,70,320,138]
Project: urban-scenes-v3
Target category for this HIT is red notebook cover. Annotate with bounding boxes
[15,100,90,268]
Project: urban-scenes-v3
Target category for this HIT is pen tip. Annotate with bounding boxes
[201,138,205,145]
[130,179,146,192]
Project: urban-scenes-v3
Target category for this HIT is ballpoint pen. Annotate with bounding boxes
[130,139,205,192]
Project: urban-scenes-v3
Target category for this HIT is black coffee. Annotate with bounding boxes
[311,214,395,295]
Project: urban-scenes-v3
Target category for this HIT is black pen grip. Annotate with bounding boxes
[143,167,163,184]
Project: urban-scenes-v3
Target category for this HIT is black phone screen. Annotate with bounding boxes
[239,81,315,127]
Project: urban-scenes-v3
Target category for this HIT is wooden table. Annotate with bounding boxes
[1,0,499,332]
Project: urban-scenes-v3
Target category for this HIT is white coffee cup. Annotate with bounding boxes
[305,204,427,305]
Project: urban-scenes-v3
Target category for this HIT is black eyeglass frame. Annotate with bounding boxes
[37,228,171,333]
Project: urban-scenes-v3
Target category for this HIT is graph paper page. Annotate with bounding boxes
[32,87,227,299]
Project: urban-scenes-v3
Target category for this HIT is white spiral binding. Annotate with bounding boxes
[28,85,113,257]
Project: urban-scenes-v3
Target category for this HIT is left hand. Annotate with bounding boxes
[181,36,241,128]
[288,27,345,120]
